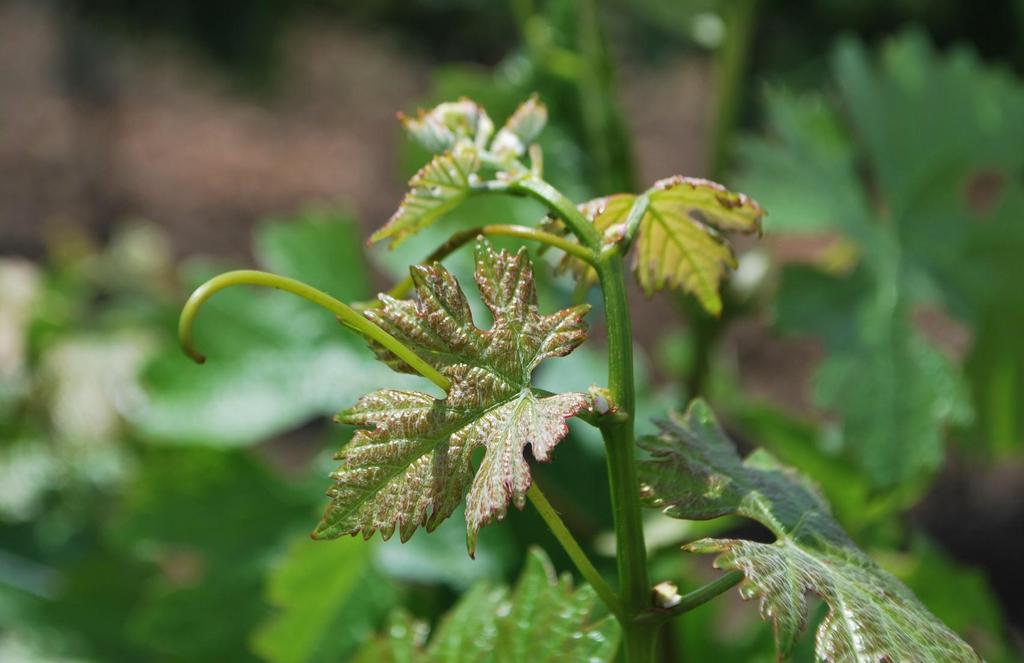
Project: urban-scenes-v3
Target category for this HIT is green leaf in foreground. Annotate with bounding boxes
[551,177,764,315]
[252,536,395,663]
[354,547,619,662]
[314,239,591,554]
[638,399,979,662]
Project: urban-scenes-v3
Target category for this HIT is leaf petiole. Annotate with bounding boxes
[526,482,624,621]
[635,571,744,623]
[178,269,450,391]
[383,224,599,301]
[619,193,650,252]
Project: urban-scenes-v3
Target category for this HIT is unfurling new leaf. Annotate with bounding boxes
[638,399,979,662]
[372,96,549,248]
[314,239,590,555]
[353,547,619,662]
[549,177,764,315]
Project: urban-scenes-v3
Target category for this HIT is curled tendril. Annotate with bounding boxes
[177,269,450,391]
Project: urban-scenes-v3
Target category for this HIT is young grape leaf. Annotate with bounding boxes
[638,399,979,662]
[399,98,494,154]
[491,94,548,158]
[353,547,619,662]
[313,239,591,554]
[370,144,481,248]
[550,177,764,315]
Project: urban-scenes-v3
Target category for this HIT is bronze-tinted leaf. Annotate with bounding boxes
[314,240,590,554]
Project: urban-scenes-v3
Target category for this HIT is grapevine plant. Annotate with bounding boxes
[178,97,980,662]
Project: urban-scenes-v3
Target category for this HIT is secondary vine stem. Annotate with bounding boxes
[526,483,623,621]
[178,270,450,391]
[384,223,598,301]
[505,178,603,249]
[637,571,744,623]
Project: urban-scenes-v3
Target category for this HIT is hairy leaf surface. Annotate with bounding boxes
[551,177,764,315]
[354,547,619,662]
[638,399,979,662]
[314,240,590,554]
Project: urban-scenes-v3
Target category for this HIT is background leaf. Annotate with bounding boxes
[639,400,979,661]
[253,535,396,663]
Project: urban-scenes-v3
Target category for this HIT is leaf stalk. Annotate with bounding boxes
[635,571,744,623]
[527,483,624,621]
[384,223,599,301]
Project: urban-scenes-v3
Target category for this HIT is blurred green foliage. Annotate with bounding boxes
[737,31,1024,470]
[2,2,1023,661]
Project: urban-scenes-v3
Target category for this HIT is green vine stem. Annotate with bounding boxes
[383,223,598,301]
[503,178,603,249]
[594,249,657,661]
[178,269,450,391]
[526,482,624,620]
[488,176,656,662]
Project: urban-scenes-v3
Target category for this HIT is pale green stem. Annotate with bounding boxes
[527,483,624,621]
[503,178,603,249]
[384,223,598,301]
[178,269,450,391]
